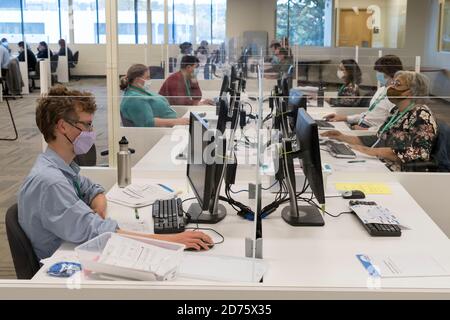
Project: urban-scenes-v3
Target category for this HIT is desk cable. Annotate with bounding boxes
[180,197,225,245]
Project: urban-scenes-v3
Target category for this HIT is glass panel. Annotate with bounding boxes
[118,0,136,44]
[73,0,100,43]
[276,0,332,46]
[97,0,106,44]
[168,0,194,44]
[211,0,226,45]
[0,0,23,44]
[442,0,450,52]
[151,0,165,44]
[195,0,212,44]
[336,0,408,48]
[137,0,148,44]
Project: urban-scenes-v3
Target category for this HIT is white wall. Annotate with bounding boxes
[424,0,450,99]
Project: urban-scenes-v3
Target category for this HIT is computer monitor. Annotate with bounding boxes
[288,88,307,132]
[186,112,227,224]
[219,74,230,98]
[280,108,325,226]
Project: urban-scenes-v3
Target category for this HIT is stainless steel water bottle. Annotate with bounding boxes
[117,136,131,188]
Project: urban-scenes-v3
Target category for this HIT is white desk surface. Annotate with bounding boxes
[31,177,450,294]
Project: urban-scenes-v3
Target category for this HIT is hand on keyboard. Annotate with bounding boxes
[163,231,214,251]
[320,130,343,140]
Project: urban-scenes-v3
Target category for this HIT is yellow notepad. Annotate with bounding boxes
[335,183,392,195]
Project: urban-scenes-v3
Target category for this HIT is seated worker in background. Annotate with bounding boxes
[266,47,293,79]
[18,41,37,71]
[330,59,362,107]
[57,38,74,68]
[195,40,209,68]
[18,84,213,261]
[321,71,437,172]
[36,41,53,59]
[0,40,11,72]
[159,55,214,106]
[325,55,403,130]
[120,64,189,127]
[1,38,11,53]
[268,41,281,63]
[176,41,193,71]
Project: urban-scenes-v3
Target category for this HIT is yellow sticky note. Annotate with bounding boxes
[335,183,392,195]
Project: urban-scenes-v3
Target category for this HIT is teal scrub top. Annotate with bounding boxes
[120,85,177,127]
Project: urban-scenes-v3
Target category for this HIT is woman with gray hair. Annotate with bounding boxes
[321,71,438,171]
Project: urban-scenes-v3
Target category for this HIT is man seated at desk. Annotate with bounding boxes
[265,47,293,79]
[18,85,213,261]
[120,64,189,127]
[321,71,437,172]
[159,55,214,106]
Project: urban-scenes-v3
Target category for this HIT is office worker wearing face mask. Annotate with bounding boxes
[331,59,362,107]
[325,55,403,131]
[18,85,213,261]
[120,64,189,127]
[159,55,214,106]
[321,71,437,172]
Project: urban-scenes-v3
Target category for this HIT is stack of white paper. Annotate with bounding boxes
[107,183,175,208]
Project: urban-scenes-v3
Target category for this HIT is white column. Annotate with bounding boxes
[355,45,359,63]
[106,0,120,167]
[147,0,152,45]
[415,56,421,73]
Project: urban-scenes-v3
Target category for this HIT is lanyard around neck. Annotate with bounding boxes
[358,93,387,125]
[184,77,192,98]
[129,85,151,96]
[73,179,83,199]
[379,102,415,135]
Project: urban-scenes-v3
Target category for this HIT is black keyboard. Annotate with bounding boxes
[315,120,335,128]
[324,140,356,158]
[152,198,186,234]
[349,200,402,237]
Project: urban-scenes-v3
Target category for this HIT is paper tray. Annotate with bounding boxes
[75,232,185,281]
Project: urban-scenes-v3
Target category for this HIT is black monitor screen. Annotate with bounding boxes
[186,112,215,210]
[295,109,325,205]
[220,74,230,97]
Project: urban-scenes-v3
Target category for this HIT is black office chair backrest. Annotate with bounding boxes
[73,144,97,166]
[5,204,40,279]
[73,51,79,65]
[120,111,136,127]
[149,66,164,79]
[50,54,59,73]
[433,120,450,172]
[169,57,177,73]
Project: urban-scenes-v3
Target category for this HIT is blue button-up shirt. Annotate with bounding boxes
[18,148,118,261]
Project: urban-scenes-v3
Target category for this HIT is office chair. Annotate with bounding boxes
[120,111,136,127]
[50,54,59,85]
[72,51,79,67]
[0,79,18,141]
[149,66,164,79]
[5,204,41,279]
[402,120,450,172]
[73,144,97,167]
[29,60,41,91]
[169,57,177,73]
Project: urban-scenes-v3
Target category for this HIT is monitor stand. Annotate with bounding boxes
[281,205,325,226]
[187,202,227,224]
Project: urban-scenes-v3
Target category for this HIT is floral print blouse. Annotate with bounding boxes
[332,83,360,107]
[370,104,438,171]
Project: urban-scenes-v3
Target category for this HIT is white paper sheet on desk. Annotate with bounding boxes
[357,253,450,278]
[179,254,267,283]
[98,234,175,274]
[351,205,410,230]
[107,183,175,208]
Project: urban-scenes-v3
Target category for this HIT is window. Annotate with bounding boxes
[0,0,23,43]
[22,0,64,43]
[168,0,194,44]
[195,0,226,45]
[336,0,408,48]
[276,0,333,46]
[73,0,105,44]
[441,0,450,52]
[117,0,147,44]
[151,0,165,44]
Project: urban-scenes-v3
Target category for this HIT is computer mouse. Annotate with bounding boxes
[342,190,366,199]
[184,243,215,251]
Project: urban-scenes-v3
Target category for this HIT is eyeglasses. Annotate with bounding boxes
[66,119,94,131]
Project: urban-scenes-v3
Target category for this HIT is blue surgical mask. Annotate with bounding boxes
[2,41,8,48]
[376,72,387,86]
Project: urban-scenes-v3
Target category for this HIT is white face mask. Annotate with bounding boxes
[337,70,345,79]
[143,79,152,91]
